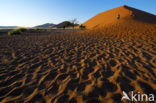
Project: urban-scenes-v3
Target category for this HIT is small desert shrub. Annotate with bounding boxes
[8,28,27,35]
[18,28,27,32]
[63,21,71,29]
[34,28,42,32]
[79,25,86,29]
[47,29,52,32]
[8,29,21,35]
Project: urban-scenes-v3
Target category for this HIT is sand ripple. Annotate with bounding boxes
[0,31,156,103]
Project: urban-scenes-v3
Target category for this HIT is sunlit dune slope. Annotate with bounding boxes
[83,5,156,29]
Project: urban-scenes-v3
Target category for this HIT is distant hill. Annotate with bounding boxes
[54,21,79,28]
[54,21,70,28]
[34,23,55,28]
[0,26,18,29]
[34,21,79,29]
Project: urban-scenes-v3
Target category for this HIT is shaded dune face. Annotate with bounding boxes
[0,5,156,103]
[83,5,156,29]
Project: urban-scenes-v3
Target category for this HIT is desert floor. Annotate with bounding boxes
[0,30,156,103]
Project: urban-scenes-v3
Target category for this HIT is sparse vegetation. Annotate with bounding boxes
[8,29,21,35]
[71,18,78,29]
[79,24,86,29]
[34,28,42,32]
[47,29,52,32]
[8,28,27,35]
[63,21,71,29]
[18,28,27,32]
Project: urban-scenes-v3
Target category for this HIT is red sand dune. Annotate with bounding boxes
[83,5,156,29]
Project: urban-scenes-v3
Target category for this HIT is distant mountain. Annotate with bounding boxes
[0,26,18,29]
[54,21,69,28]
[34,23,55,28]
[34,22,79,29]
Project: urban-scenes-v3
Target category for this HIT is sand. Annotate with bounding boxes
[0,5,156,103]
[0,28,155,103]
[83,5,156,29]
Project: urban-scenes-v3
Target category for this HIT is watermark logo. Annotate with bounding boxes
[121,91,131,101]
[121,91,155,102]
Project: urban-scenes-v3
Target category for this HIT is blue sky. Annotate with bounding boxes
[0,0,156,27]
